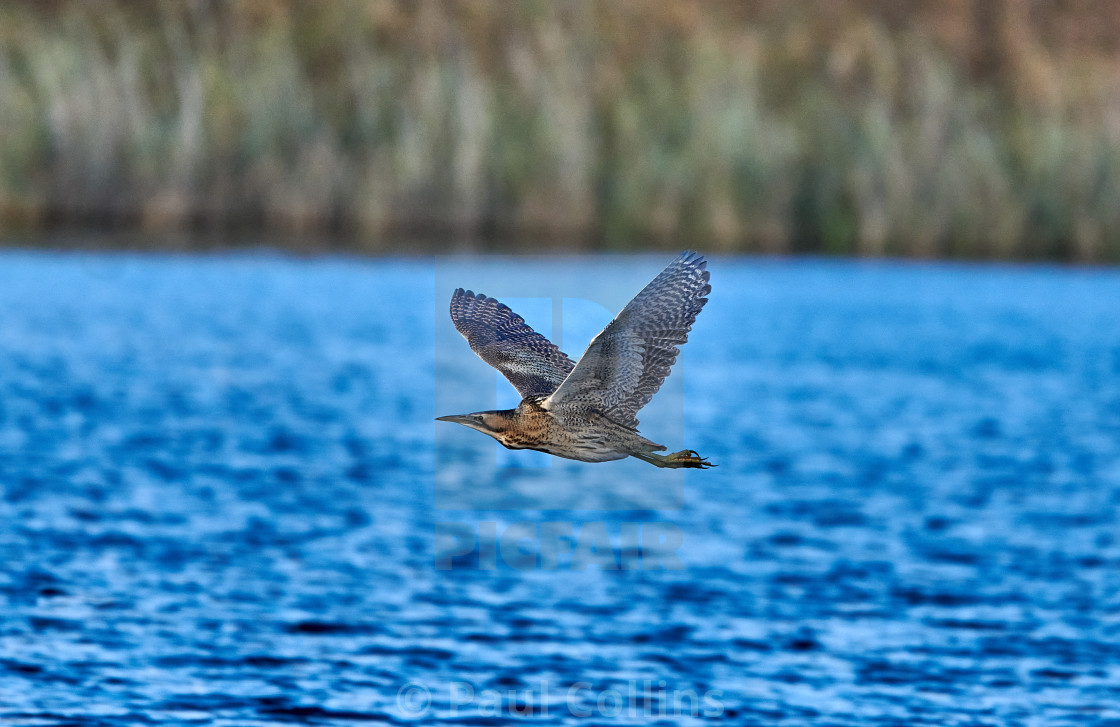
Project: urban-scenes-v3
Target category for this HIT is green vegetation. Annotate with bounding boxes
[2,1,1120,260]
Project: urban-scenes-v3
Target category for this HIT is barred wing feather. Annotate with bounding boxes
[543,251,710,428]
[449,289,576,398]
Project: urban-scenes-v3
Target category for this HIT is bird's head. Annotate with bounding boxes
[436,410,513,441]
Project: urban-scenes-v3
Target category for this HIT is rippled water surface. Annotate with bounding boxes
[2,252,1120,725]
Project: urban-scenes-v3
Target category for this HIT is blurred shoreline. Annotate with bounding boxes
[4,1,1120,261]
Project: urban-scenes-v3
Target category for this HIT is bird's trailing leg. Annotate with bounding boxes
[632,449,716,469]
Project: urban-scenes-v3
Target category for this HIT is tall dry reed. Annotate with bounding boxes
[2,0,1120,260]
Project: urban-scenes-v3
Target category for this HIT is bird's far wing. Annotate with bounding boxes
[542,251,710,428]
[449,289,576,399]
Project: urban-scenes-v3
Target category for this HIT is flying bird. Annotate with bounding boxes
[437,251,714,468]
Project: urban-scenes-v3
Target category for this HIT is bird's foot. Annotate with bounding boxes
[660,449,716,469]
[666,449,716,469]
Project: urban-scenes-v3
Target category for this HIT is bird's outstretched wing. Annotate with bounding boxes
[449,289,576,398]
[543,251,710,428]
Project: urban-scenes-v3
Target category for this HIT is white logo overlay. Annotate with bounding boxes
[396,679,724,719]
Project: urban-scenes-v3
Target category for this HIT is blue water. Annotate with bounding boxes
[2,252,1120,725]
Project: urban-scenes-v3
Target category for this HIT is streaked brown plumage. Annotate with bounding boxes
[437,251,714,468]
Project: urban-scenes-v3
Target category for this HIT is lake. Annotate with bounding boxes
[2,251,1119,725]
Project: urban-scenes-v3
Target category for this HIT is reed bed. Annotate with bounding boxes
[3,0,1120,259]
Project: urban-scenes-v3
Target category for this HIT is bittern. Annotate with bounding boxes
[437,251,714,468]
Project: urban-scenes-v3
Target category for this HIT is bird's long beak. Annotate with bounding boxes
[437,412,497,438]
[436,414,476,426]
